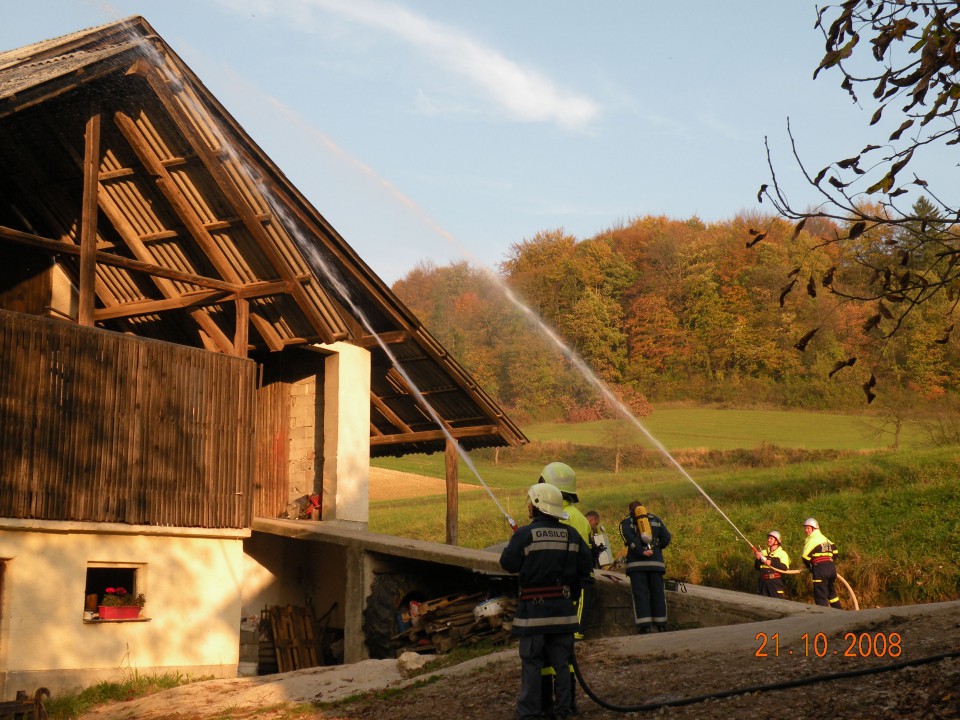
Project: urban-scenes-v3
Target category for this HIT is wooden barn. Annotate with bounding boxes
[0,16,525,694]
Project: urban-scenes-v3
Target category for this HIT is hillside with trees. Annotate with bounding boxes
[392,207,960,426]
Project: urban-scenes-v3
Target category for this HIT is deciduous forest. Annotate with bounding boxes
[393,203,960,429]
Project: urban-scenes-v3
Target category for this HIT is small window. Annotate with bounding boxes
[84,563,147,622]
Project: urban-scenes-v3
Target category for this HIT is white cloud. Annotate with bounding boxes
[215,0,600,130]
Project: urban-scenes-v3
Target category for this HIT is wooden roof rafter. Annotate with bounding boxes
[377,364,503,444]
[369,425,501,447]
[245,176,523,441]
[127,55,346,346]
[0,40,142,122]
[39,105,237,353]
[0,16,529,455]
[358,330,410,347]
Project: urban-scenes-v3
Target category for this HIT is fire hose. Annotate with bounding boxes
[571,645,960,713]
[752,543,859,611]
[564,559,874,713]
[775,567,859,611]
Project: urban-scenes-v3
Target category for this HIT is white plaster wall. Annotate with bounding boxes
[319,342,370,525]
[0,523,244,681]
[241,533,347,630]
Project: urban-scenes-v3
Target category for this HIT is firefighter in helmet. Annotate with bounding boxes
[754,530,790,598]
[620,499,672,633]
[499,482,592,720]
[801,517,841,608]
[537,461,592,714]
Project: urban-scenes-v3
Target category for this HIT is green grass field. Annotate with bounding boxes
[370,408,958,608]
[526,407,927,450]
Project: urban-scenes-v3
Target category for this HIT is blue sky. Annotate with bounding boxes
[3,1,883,284]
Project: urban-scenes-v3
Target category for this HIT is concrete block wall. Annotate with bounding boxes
[287,375,321,504]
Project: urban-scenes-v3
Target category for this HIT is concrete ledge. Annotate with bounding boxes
[252,517,507,575]
[585,570,824,638]
[253,519,828,648]
[666,580,831,626]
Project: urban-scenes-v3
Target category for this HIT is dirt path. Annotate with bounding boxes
[368,467,481,501]
[79,600,960,720]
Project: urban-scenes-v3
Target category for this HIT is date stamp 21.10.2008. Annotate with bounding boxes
[755,631,902,658]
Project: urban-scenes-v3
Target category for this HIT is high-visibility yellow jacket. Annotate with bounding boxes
[756,545,790,578]
[562,502,592,547]
[802,529,838,567]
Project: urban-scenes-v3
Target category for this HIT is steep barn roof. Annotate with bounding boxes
[0,16,526,457]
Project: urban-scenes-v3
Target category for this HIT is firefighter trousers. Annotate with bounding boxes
[628,570,666,630]
[812,562,840,608]
[518,633,574,719]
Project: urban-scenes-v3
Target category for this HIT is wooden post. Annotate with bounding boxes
[445,437,459,545]
[78,110,101,326]
[234,297,249,357]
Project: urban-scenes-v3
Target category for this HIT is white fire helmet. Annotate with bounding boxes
[528,482,568,520]
[538,461,578,501]
[767,530,782,543]
[803,517,819,529]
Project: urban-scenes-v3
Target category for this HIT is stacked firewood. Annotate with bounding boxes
[392,591,517,655]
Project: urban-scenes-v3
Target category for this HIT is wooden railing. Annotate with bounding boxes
[0,310,256,528]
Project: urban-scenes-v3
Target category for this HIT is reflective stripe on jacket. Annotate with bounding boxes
[619,512,671,574]
[801,529,838,567]
[499,515,593,636]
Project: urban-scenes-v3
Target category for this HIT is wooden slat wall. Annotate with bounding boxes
[0,309,256,528]
[252,380,289,518]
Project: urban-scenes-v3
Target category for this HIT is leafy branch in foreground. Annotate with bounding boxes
[757,1,960,401]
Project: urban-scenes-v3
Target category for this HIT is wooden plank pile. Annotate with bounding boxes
[0,688,48,720]
[392,592,517,655]
[260,605,320,673]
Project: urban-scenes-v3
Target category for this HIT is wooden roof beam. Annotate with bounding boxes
[112,110,244,286]
[370,392,414,434]
[357,330,410,348]
[0,47,138,121]
[0,224,240,292]
[131,61,342,345]
[39,105,251,353]
[78,108,100,327]
[238,159,524,445]
[381,366,461,438]
[91,278,296,321]
[249,312,284,352]
[369,426,500,446]
[94,288,226,320]
[0,128,116,307]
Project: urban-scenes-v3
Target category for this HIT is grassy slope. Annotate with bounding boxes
[525,408,927,450]
[370,408,958,608]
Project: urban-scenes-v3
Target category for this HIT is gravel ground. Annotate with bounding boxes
[80,600,960,720]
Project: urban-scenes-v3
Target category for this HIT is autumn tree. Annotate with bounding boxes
[760,1,960,400]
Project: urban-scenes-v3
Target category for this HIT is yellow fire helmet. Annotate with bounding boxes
[538,461,577,501]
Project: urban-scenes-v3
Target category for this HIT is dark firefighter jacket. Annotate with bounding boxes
[499,514,593,636]
[620,512,671,573]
